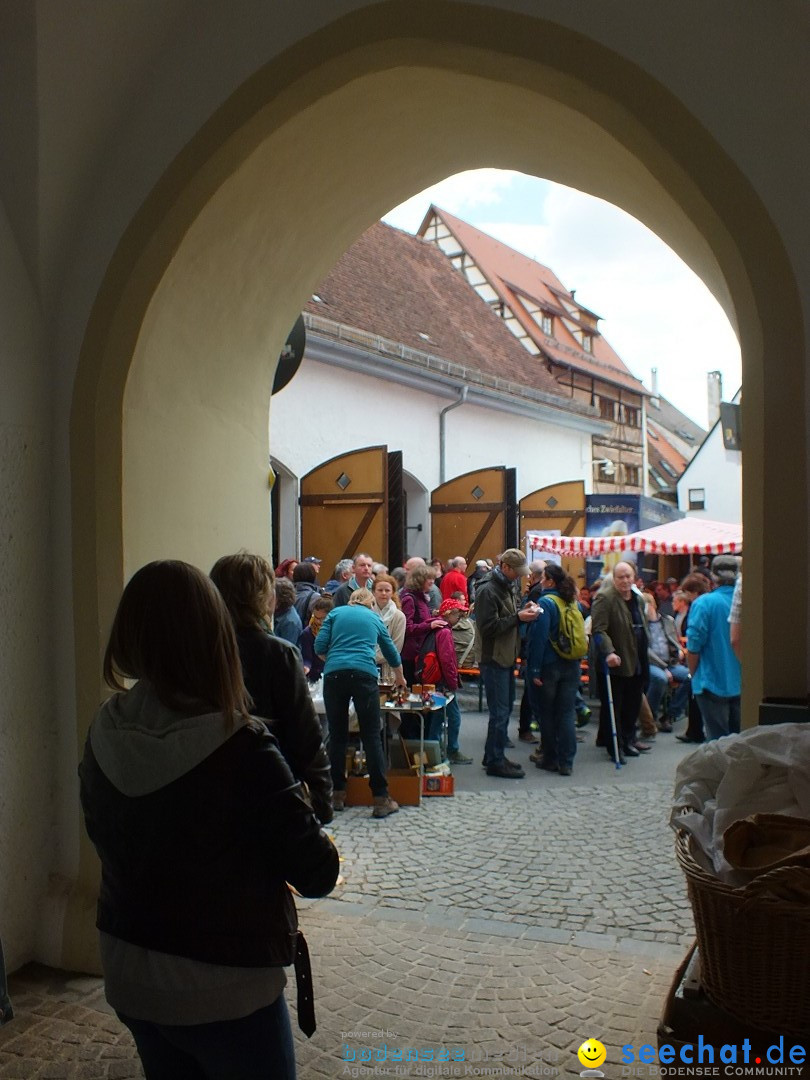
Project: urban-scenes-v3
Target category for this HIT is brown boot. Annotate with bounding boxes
[372,795,399,819]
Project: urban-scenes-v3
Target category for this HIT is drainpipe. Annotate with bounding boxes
[439,386,468,483]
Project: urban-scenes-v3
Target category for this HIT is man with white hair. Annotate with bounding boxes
[590,561,650,762]
[440,556,469,601]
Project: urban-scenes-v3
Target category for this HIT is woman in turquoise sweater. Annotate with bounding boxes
[315,589,406,818]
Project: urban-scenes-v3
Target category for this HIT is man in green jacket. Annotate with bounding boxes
[474,549,539,778]
[590,562,650,762]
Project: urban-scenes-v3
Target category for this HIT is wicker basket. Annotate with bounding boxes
[675,828,810,1036]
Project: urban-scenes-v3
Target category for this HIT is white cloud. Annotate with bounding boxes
[382,169,522,230]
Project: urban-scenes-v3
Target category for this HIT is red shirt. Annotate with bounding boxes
[440,569,468,601]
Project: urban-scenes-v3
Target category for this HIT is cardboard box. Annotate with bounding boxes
[345,771,421,807]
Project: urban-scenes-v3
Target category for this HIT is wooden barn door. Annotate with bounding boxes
[519,480,586,585]
[430,467,517,568]
[300,447,403,575]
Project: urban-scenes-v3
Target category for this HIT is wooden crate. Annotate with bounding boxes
[345,770,421,807]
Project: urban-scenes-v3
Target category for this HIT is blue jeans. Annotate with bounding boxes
[118,995,295,1079]
[445,695,463,754]
[482,662,516,766]
[529,662,579,770]
[324,669,389,797]
[646,664,691,720]
[696,689,741,741]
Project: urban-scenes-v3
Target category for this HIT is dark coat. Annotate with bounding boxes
[80,720,338,968]
[236,627,332,824]
[590,585,649,678]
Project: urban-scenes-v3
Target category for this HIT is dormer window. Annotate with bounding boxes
[541,314,552,335]
[582,334,592,353]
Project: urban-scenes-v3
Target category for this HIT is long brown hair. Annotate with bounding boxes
[210,552,275,630]
[104,560,250,719]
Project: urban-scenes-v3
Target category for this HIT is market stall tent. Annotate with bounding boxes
[528,517,742,558]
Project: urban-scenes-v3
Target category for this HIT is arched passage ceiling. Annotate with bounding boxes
[73,11,803,782]
[124,52,747,567]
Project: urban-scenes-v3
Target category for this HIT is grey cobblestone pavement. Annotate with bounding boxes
[1,699,697,1079]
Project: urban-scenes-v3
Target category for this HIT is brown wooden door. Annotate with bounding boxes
[430,467,517,568]
[300,447,403,576]
[519,480,586,585]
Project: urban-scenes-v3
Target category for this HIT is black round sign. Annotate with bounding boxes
[272,314,306,394]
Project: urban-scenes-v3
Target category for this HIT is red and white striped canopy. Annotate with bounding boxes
[528,517,742,557]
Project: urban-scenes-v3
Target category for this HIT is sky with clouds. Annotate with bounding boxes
[382,170,741,431]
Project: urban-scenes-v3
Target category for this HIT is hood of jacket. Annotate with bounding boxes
[90,679,250,798]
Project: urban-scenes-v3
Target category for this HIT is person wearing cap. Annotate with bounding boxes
[686,555,742,740]
[474,549,540,778]
[436,597,473,764]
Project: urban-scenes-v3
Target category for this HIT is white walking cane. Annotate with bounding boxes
[595,635,623,770]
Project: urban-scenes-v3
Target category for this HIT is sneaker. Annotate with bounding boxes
[575,707,592,728]
[518,732,539,743]
[485,760,525,779]
[448,749,473,764]
[332,791,346,812]
[558,766,572,776]
[372,795,400,818]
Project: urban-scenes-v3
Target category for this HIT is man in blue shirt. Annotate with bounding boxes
[686,555,742,740]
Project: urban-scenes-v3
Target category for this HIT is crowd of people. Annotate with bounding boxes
[78,546,743,1078]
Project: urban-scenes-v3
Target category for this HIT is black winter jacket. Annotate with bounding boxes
[236,628,333,824]
[79,719,339,969]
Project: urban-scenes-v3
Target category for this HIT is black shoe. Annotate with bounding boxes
[536,760,558,772]
[623,745,641,757]
[486,760,525,778]
[676,734,704,744]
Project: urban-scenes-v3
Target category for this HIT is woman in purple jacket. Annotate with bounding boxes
[399,564,445,684]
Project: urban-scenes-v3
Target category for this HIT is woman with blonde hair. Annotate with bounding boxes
[79,560,338,1078]
[315,588,406,818]
[372,574,406,685]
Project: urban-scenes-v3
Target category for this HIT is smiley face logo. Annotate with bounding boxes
[577,1039,607,1071]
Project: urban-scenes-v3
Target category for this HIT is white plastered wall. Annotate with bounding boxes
[270,357,592,501]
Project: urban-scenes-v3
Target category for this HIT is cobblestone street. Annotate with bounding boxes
[1,702,695,1079]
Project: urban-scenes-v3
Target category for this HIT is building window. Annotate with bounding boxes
[623,405,639,427]
[688,488,706,510]
[595,461,616,483]
[541,314,553,335]
[582,333,592,353]
[624,464,640,487]
[599,397,616,421]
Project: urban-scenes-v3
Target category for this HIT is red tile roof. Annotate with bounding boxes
[648,420,688,479]
[305,221,569,400]
[420,207,648,396]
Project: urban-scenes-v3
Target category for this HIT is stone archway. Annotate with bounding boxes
[66,4,803,969]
